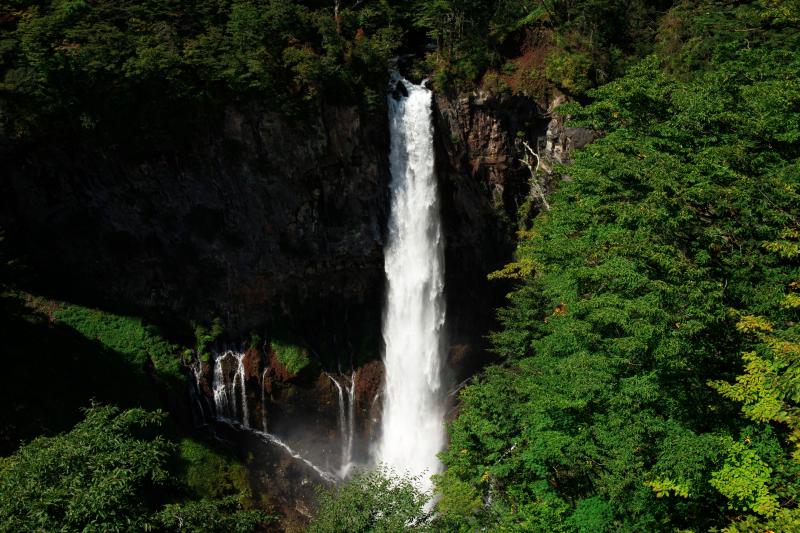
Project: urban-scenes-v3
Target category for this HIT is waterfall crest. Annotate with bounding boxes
[377,76,446,489]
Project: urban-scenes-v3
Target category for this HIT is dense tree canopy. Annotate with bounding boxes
[0,0,677,143]
[436,1,800,530]
[0,404,268,532]
[308,467,434,532]
[3,1,800,531]
[0,0,403,141]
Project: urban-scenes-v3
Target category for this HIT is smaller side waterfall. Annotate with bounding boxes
[212,351,232,417]
[198,349,340,483]
[326,371,358,478]
[211,350,249,426]
[260,367,269,433]
[236,352,248,428]
[344,371,356,478]
[189,360,210,425]
[254,428,338,483]
[326,373,347,455]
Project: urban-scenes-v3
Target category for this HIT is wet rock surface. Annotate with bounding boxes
[433,91,550,383]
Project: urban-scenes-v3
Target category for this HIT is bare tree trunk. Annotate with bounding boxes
[521,140,550,211]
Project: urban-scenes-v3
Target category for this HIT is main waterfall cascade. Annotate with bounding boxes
[190,76,447,490]
[377,77,447,489]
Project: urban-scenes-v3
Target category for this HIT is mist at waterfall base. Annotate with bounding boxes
[376,77,447,490]
[193,349,358,483]
[189,77,447,493]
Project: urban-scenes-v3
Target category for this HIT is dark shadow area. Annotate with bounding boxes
[0,293,172,455]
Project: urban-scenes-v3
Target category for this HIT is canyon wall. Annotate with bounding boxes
[2,102,391,343]
[2,88,582,525]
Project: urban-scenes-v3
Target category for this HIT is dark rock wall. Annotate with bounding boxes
[434,91,547,381]
[2,102,391,340]
[2,90,557,360]
[2,86,566,528]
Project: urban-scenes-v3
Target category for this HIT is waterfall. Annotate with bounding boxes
[326,371,358,478]
[212,351,232,417]
[260,367,269,433]
[202,350,338,482]
[189,360,209,425]
[344,371,356,478]
[236,351,249,428]
[377,76,446,489]
[210,350,249,427]
[253,428,338,483]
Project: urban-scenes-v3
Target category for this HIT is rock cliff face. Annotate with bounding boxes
[541,94,597,170]
[2,102,391,342]
[2,89,566,353]
[433,91,549,379]
[3,87,568,526]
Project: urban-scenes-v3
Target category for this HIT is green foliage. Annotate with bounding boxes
[708,255,800,529]
[711,440,779,516]
[0,404,268,532]
[194,317,224,363]
[0,0,403,141]
[307,466,433,533]
[437,2,800,530]
[272,338,309,375]
[0,404,171,532]
[0,0,676,136]
[544,47,591,94]
[158,497,269,533]
[178,438,251,501]
[565,497,614,533]
[248,332,261,351]
[0,290,172,452]
[414,0,669,94]
[55,304,185,394]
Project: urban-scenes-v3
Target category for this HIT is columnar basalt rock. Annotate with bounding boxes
[1,101,391,337]
[433,91,551,383]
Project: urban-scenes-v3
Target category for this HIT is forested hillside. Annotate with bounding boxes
[2,0,799,532]
[313,1,800,531]
[0,0,670,142]
[437,3,800,529]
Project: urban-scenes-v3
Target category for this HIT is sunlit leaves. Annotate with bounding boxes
[711,441,779,516]
[438,2,800,530]
[0,404,268,532]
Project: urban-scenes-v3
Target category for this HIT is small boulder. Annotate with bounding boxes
[390,80,408,101]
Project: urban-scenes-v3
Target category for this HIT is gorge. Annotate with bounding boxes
[4,2,795,531]
[0,55,570,526]
[1,66,560,525]
[185,76,515,504]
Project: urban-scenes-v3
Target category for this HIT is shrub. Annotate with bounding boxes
[54,304,185,394]
[272,339,310,375]
[178,438,250,501]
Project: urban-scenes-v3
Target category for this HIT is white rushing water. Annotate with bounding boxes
[325,371,358,478]
[205,350,338,482]
[212,350,249,427]
[260,367,269,433]
[344,371,356,478]
[377,77,446,489]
